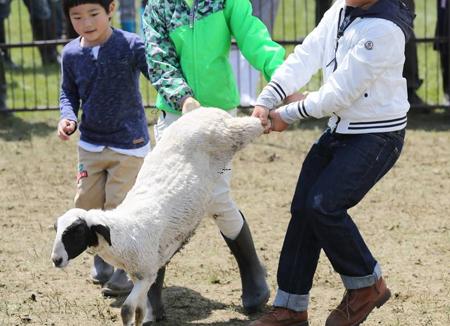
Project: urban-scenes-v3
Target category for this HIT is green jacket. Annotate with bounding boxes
[143,0,285,114]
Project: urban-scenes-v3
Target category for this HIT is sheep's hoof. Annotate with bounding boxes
[121,304,133,326]
[135,306,144,326]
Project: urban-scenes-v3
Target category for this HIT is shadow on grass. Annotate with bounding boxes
[404,109,450,131]
[110,286,253,326]
[161,286,251,326]
[0,112,54,141]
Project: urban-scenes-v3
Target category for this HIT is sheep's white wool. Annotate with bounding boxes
[51,108,264,326]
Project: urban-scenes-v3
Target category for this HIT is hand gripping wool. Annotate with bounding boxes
[51,108,264,326]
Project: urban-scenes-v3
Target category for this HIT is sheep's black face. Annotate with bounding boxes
[51,208,112,268]
[61,219,91,260]
[51,208,90,268]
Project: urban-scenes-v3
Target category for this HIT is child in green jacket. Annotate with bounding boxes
[142,0,285,318]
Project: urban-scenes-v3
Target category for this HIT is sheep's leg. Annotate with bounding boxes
[143,298,154,325]
[144,266,166,324]
[121,279,152,326]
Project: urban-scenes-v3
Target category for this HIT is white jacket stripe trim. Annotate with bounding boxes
[348,121,407,130]
[271,81,287,98]
[297,101,307,118]
[347,116,407,130]
[348,115,407,125]
[300,100,310,118]
[268,81,286,100]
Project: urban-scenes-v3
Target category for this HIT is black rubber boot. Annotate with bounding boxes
[90,255,113,285]
[223,218,270,314]
[144,266,166,324]
[102,268,133,297]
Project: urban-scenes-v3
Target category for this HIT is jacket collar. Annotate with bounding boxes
[345,0,414,41]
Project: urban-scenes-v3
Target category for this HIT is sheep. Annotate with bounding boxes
[51,108,264,326]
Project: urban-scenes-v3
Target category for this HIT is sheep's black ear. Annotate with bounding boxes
[91,224,112,246]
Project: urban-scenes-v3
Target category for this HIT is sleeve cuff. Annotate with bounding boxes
[67,120,78,135]
[278,100,311,124]
[178,95,191,111]
[175,90,195,112]
[255,81,287,110]
[267,81,287,101]
[297,100,311,119]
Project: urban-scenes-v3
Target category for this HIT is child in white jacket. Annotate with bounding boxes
[251,0,413,325]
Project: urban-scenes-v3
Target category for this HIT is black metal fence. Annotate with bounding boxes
[0,0,448,113]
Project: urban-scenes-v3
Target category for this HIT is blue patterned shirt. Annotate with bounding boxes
[60,28,150,149]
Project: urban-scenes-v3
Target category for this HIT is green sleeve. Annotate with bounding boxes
[224,0,285,81]
[142,1,193,111]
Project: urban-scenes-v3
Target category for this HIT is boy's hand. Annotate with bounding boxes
[182,97,201,114]
[57,119,76,140]
[252,105,271,134]
[284,91,307,105]
[269,109,289,132]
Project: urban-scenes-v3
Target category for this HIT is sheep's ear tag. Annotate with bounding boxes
[91,224,112,246]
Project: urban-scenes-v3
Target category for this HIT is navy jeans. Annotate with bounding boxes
[277,129,405,295]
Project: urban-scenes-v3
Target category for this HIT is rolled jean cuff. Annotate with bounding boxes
[340,263,382,290]
[273,288,309,312]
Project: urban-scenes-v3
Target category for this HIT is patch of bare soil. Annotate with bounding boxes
[0,111,449,325]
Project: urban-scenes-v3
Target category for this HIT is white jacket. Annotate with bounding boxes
[256,0,410,133]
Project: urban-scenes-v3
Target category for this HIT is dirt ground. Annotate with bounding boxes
[0,111,449,326]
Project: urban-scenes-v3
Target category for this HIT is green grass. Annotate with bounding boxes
[413,0,445,104]
[2,0,447,111]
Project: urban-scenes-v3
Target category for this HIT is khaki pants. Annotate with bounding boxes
[154,109,243,239]
[74,147,144,211]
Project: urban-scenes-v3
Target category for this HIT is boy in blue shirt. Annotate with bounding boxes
[58,0,150,297]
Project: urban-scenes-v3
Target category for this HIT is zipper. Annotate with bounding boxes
[190,0,199,28]
[326,6,359,72]
[326,7,343,70]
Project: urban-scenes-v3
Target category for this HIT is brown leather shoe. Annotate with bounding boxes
[249,307,308,326]
[325,277,391,326]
